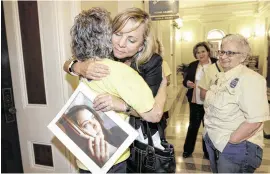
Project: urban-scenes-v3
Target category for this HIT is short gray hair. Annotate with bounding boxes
[71,7,113,61]
[221,34,251,59]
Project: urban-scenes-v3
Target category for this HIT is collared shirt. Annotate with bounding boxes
[198,61,223,91]
[162,60,172,77]
[204,64,270,152]
[193,60,211,104]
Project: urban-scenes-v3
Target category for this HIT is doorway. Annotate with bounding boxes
[1,2,23,172]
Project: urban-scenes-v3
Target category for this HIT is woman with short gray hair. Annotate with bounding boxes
[70,8,113,61]
[203,34,269,173]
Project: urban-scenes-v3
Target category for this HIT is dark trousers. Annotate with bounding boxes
[183,103,208,155]
[79,160,127,173]
[160,111,169,131]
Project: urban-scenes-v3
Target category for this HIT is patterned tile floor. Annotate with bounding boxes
[165,91,270,173]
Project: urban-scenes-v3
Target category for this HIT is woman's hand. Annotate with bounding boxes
[199,87,207,101]
[73,59,110,80]
[93,93,126,112]
[187,80,195,88]
[88,134,109,164]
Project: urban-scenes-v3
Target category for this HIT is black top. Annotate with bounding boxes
[130,53,163,96]
[130,53,163,135]
[183,58,218,103]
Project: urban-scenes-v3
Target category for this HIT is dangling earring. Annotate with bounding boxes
[134,50,142,58]
[134,46,144,58]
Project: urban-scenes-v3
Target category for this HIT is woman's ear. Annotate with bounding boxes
[138,40,146,53]
[138,45,144,52]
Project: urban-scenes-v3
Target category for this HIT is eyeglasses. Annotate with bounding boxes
[217,50,242,57]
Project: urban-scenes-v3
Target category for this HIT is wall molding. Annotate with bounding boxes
[180,2,259,22]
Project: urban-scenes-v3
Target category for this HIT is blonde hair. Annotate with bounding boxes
[155,39,164,57]
[112,8,157,70]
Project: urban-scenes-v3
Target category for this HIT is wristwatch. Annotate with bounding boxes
[68,59,79,76]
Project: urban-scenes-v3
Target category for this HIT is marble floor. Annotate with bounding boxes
[165,91,270,173]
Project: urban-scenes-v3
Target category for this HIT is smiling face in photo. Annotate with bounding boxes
[76,109,102,138]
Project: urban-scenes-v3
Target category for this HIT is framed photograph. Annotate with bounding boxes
[48,82,138,174]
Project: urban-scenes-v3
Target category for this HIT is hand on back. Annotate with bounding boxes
[93,93,126,112]
[74,59,110,80]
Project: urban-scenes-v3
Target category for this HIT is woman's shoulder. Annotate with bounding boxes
[102,59,139,76]
[103,58,130,69]
[241,65,265,82]
[140,53,162,71]
[188,60,199,67]
[145,53,162,66]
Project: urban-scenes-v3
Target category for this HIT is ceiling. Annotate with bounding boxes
[176,0,265,21]
[178,0,258,8]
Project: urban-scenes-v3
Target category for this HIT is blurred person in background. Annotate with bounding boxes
[182,41,217,159]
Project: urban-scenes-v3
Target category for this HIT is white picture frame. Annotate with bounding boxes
[48,82,138,174]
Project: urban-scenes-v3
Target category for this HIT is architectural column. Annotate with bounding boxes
[171,21,177,87]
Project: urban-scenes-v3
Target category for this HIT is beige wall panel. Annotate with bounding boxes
[118,1,144,12]
[81,1,118,18]
[178,20,202,65]
[160,20,172,64]
[255,8,270,77]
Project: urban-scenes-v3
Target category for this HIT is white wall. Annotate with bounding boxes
[81,1,144,19]
[81,1,119,18]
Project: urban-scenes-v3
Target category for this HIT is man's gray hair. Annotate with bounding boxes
[71,7,113,61]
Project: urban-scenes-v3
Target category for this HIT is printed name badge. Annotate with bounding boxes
[230,78,239,88]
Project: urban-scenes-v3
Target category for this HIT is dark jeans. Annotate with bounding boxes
[79,160,127,173]
[183,103,208,155]
[204,133,263,173]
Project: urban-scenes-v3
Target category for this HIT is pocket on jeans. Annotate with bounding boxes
[246,142,263,169]
[222,141,247,164]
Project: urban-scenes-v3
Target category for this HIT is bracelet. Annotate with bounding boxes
[68,59,79,76]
